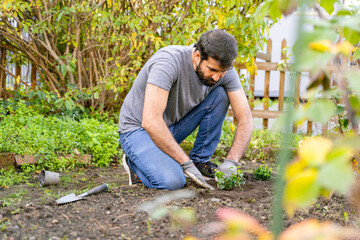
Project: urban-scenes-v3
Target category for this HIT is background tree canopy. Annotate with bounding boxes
[0,0,272,116]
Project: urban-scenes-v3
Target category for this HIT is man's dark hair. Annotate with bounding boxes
[195,29,238,69]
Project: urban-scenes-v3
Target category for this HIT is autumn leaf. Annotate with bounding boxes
[283,168,320,216]
[309,40,336,53]
[336,41,353,56]
[298,137,332,166]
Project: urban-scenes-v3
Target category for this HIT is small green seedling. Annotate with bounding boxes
[215,169,245,191]
[254,164,272,181]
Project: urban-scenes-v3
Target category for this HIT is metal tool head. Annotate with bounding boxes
[55,183,108,205]
[55,193,82,205]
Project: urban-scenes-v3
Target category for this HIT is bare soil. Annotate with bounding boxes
[0,159,359,240]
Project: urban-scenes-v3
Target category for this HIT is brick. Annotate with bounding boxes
[0,153,15,170]
[15,155,38,167]
[78,154,92,165]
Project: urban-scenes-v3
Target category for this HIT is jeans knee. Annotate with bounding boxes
[159,173,186,190]
[212,86,229,107]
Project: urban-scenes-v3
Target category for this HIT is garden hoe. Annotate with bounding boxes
[56,183,109,205]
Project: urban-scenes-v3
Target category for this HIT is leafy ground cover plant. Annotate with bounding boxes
[254,164,272,181]
[0,100,119,173]
[245,129,303,160]
[215,169,245,191]
[0,169,30,188]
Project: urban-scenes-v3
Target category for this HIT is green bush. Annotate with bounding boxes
[0,1,274,115]
[254,164,272,181]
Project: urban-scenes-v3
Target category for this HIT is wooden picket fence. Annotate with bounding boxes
[232,38,358,135]
[229,38,314,133]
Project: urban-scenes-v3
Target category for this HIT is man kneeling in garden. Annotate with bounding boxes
[118,29,254,190]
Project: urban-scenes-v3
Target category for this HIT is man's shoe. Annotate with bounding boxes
[194,161,218,178]
[122,154,141,185]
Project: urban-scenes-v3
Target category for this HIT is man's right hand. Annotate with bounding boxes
[181,160,214,190]
[217,159,239,178]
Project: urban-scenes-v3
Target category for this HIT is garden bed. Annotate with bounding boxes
[0,159,358,239]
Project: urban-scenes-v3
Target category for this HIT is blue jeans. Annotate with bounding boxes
[119,86,229,190]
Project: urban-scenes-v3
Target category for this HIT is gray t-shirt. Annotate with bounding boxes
[118,45,242,133]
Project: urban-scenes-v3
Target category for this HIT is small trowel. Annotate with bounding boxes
[56,183,109,205]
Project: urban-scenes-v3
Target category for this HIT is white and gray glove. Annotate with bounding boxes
[217,159,239,178]
[181,160,214,190]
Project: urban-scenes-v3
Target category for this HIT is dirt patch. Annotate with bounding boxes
[0,160,358,239]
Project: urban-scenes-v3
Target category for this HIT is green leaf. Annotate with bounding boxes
[318,147,354,193]
[72,40,78,48]
[65,100,75,111]
[94,92,100,99]
[349,96,360,111]
[318,0,335,15]
[23,24,29,33]
[305,99,336,124]
[318,159,354,193]
[336,9,352,16]
[60,64,67,77]
[344,27,360,45]
[68,61,76,73]
[57,11,64,22]
[172,208,196,224]
[353,48,360,61]
[256,0,282,20]
[347,71,360,95]
[37,91,46,100]
[335,104,345,115]
[293,29,338,71]
[284,169,321,210]
[150,207,169,219]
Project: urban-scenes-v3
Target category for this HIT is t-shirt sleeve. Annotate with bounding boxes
[222,67,242,92]
[146,55,179,91]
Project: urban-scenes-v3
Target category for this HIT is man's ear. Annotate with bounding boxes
[193,50,201,63]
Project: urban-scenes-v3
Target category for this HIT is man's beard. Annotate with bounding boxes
[195,63,217,87]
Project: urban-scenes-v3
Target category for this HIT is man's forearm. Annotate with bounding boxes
[226,117,254,162]
[143,118,190,164]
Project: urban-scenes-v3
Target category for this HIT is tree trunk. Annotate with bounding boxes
[15,62,21,90]
[0,48,7,99]
[31,61,37,89]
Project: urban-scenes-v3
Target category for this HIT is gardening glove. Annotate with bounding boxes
[217,159,239,178]
[181,160,214,190]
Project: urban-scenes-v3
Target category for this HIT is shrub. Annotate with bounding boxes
[215,169,245,191]
[254,164,272,181]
